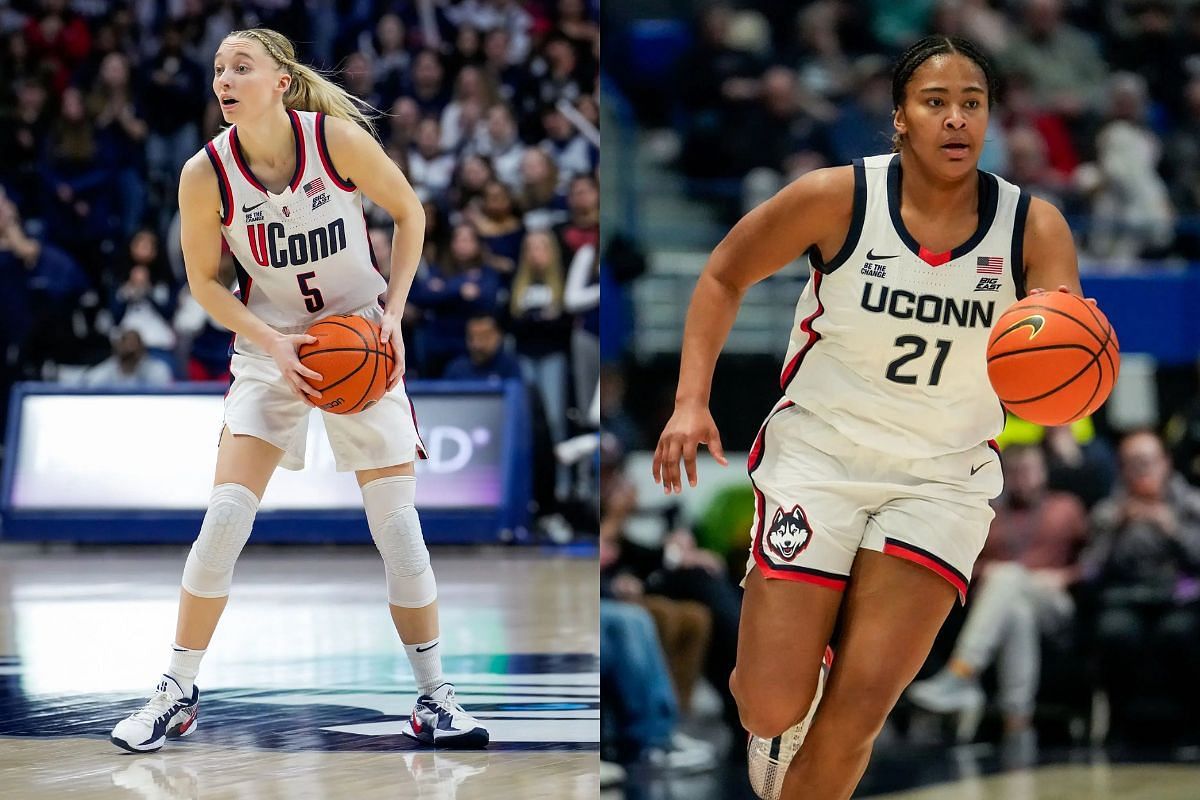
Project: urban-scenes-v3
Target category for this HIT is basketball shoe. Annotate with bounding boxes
[110,675,200,753]
[747,646,833,800]
[401,683,489,748]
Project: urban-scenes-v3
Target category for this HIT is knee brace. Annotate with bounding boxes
[362,476,437,608]
[181,483,259,598]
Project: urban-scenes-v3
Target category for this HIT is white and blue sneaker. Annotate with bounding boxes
[110,675,200,753]
[401,683,489,749]
[748,646,833,800]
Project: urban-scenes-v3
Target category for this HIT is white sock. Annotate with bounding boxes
[404,638,444,696]
[166,643,206,696]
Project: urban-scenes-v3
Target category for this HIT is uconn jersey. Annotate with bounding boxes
[781,153,1029,458]
[204,109,385,336]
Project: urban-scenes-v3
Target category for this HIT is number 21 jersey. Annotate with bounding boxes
[781,153,1028,458]
[204,109,385,336]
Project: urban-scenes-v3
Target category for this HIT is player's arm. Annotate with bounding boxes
[1022,197,1083,296]
[323,119,424,318]
[654,167,854,493]
[179,153,322,402]
[674,166,854,407]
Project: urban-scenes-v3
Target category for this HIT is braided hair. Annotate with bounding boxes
[890,35,999,151]
[226,28,380,138]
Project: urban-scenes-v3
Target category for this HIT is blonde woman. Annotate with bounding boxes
[109,28,488,753]
[510,230,572,496]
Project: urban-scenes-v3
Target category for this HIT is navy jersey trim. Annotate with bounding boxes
[809,159,867,275]
[229,109,305,195]
[316,113,357,191]
[886,154,999,263]
[204,143,234,227]
[1010,190,1031,299]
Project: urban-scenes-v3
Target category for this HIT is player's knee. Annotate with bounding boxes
[731,667,819,739]
[182,482,259,598]
[824,672,900,743]
[362,475,436,608]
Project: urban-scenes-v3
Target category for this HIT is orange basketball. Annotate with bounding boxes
[297,314,395,414]
[986,292,1120,426]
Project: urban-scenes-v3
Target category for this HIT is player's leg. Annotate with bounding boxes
[356,462,488,748]
[111,427,284,753]
[780,550,959,799]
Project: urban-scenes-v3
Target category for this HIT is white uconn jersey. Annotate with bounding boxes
[781,153,1030,458]
[204,109,385,337]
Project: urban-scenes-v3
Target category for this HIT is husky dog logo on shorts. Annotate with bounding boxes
[767,505,812,561]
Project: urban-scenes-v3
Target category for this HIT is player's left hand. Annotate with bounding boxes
[379,308,406,391]
[1028,284,1098,306]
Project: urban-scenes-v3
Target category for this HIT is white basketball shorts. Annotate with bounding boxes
[745,399,1003,601]
[223,303,427,472]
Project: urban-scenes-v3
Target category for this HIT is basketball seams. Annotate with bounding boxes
[994,348,1102,405]
[997,302,1104,347]
[298,315,389,412]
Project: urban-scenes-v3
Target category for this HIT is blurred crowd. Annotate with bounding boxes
[0,0,599,517]
[611,0,1200,266]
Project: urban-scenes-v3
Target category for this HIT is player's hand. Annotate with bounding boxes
[267,332,323,407]
[1028,285,1098,306]
[379,308,406,391]
[652,402,728,494]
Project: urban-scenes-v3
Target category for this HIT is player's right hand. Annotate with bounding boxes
[652,404,728,495]
[268,333,324,406]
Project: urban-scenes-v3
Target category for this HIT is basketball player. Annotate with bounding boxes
[110,29,487,752]
[653,37,1086,799]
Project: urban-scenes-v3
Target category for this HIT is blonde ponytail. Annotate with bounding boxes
[227,28,381,138]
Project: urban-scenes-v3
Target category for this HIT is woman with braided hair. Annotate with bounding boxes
[109,28,488,752]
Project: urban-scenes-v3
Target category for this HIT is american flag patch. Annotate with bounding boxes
[303,177,325,197]
[976,256,1004,274]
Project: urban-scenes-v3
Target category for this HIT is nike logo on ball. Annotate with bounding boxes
[866,249,898,260]
[970,462,990,476]
[241,201,267,212]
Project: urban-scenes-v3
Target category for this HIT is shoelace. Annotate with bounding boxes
[130,691,178,725]
[431,689,470,717]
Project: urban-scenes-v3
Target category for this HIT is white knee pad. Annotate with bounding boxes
[362,476,437,608]
[181,483,259,598]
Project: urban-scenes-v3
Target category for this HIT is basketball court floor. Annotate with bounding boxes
[0,544,599,799]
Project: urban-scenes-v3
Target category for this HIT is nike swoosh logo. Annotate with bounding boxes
[241,201,266,212]
[1001,314,1046,341]
[970,462,990,475]
[415,642,439,653]
[866,249,898,260]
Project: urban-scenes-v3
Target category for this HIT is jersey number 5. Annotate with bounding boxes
[886,335,952,386]
[296,271,325,313]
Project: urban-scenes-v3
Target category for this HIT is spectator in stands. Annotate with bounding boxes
[83,328,172,388]
[406,49,451,116]
[1000,70,1081,182]
[40,86,112,286]
[822,55,895,167]
[466,179,524,272]
[540,105,595,188]
[341,51,385,114]
[930,0,1011,56]
[1001,0,1109,118]
[0,79,51,216]
[446,25,484,80]
[440,66,496,153]
[475,102,526,189]
[23,0,91,96]
[448,153,496,212]
[482,28,527,112]
[384,96,421,156]
[140,23,205,223]
[907,445,1089,735]
[1081,431,1200,733]
[361,12,410,102]
[443,312,521,382]
[173,253,233,382]
[110,230,177,369]
[565,240,599,426]
[1005,126,1068,210]
[88,52,148,241]
[556,0,600,54]
[600,436,716,770]
[556,173,599,258]
[1043,423,1117,510]
[1076,72,1175,261]
[510,230,572,494]
[408,117,456,202]
[446,0,533,67]
[1107,0,1183,118]
[518,147,567,229]
[599,363,643,454]
[409,223,501,376]
[1163,76,1200,257]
